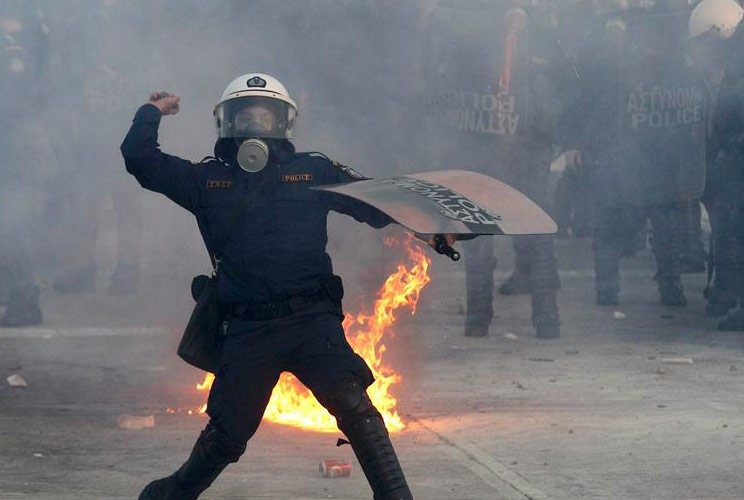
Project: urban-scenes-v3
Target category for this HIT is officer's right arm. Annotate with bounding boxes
[120,104,200,211]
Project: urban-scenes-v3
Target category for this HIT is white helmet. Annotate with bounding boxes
[214,73,297,140]
[689,0,743,40]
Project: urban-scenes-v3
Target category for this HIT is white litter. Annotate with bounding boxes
[6,374,28,387]
[33,453,44,458]
[117,414,155,430]
[613,311,627,319]
[661,358,694,365]
[501,333,518,340]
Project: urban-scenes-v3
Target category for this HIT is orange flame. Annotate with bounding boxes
[194,237,431,433]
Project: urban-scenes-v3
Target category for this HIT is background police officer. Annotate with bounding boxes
[564,4,708,307]
[50,0,146,296]
[420,1,562,339]
[689,0,744,328]
[0,0,50,327]
[123,74,425,500]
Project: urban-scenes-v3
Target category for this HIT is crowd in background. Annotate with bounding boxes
[1,0,743,338]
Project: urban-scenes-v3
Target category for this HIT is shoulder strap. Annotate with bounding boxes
[298,151,330,160]
[209,174,270,272]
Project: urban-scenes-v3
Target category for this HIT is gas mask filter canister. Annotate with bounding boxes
[236,138,270,173]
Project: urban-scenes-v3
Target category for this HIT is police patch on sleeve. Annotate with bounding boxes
[332,160,369,181]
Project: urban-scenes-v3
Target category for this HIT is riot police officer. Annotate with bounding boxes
[688,0,744,323]
[124,74,425,500]
[689,0,744,329]
[50,0,146,296]
[420,2,561,339]
[566,7,708,307]
[0,0,49,327]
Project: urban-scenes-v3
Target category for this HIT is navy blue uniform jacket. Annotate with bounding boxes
[121,104,391,304]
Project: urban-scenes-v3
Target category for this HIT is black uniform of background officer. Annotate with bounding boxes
[123,75,426,500]
[564,8,708,307]
[703,21,744,330]
[0,0,50,327]
[420,3,561,339]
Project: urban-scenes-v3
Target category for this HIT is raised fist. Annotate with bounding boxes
[148,92,180,116]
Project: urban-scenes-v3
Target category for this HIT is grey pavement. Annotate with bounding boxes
[2,236,743,499]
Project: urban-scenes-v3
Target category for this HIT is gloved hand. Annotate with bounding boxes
[148,91,180,116]
[414,233,460,261]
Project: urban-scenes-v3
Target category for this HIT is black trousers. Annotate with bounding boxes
[553,163,595,236]
[463,234,559,330]
[594,202,686,296]
[708,196,744,303]
[464,151,560,331]
[207,307,375,445]
[165,302,411,499]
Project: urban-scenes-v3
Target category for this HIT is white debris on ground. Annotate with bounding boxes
[6,374,28,388]
[661,358,694,365]
[117,414,155,430]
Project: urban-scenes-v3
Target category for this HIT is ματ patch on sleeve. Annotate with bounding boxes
[331,160,369,181]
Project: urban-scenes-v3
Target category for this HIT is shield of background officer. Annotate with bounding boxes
[611,10,708,206]
[313,170,557,236]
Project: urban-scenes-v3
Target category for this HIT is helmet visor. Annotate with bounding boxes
[215,96,296,139]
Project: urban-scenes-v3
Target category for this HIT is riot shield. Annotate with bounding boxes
[614,55,707,205]
[314,169,557,236]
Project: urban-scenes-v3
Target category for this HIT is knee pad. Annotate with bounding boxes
[321,378,376,427]
[200,425,246,464]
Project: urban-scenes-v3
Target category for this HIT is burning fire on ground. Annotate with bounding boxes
[170,237,432,433]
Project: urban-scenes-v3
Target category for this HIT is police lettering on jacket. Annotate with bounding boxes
[428,90,520,136]
[625,85,705,130]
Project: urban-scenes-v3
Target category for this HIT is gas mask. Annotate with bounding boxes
[214,74,297,173]
[236,138,270,173]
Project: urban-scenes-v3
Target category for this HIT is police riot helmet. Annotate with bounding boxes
[689,0,743,40]
[214,73,297,140]
[214,73,297,172]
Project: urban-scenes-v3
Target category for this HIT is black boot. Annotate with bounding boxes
[533,294,561,339]
[464,237,495,338]
[341,410,412,500]
[1,285,42,327]
[138,476,189,500]
[464,323,489,337]
[718,309,744,331]
[535,320,560,339]
[596,290,619,306]
[658,276,687,307]
[139,425,245,500]
[705,287,738,317]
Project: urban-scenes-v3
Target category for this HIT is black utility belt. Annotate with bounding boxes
[227,276,343,321]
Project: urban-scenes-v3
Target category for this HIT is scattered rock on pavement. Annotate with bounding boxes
[117,414,155,430]
[6,374,28,388]
[661,358,693,365]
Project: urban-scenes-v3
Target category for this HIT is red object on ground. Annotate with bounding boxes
[319,460,352,478]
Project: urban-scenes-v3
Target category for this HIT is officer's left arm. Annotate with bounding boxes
[323,160,460,255]
[324,161,393,228]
